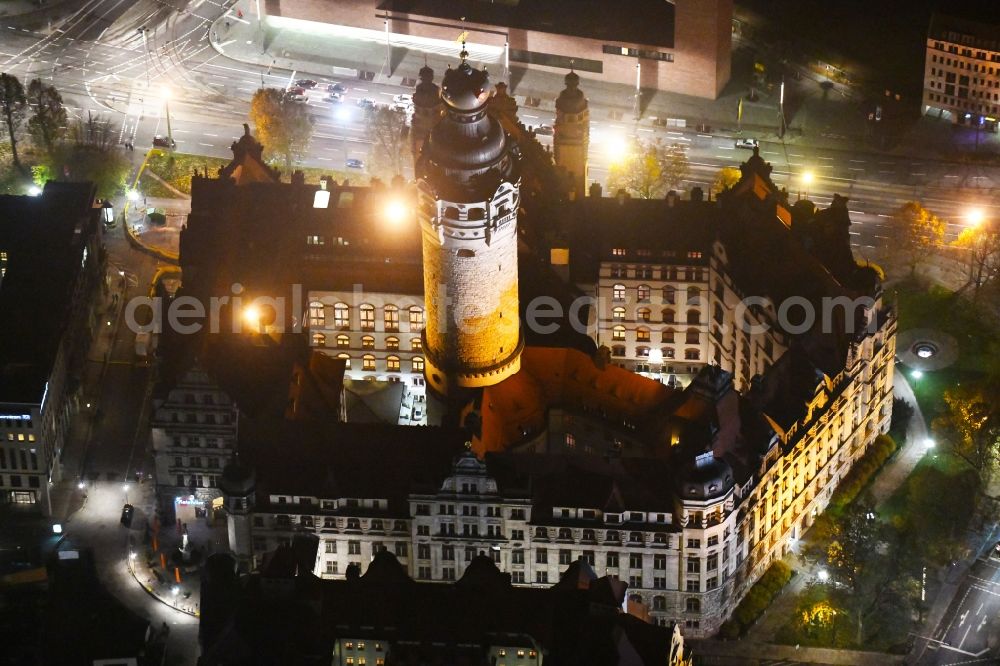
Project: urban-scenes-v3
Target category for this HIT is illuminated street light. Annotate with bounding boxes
[171,585,180,596]
[383,199,409,226]
[911,369,923,380]
[123,483,130,492]
[924,437,935,450]
[967,208,985,227]
[27,185,41,196]
[242,303,262,330]
[798,171,814,201]
[77,481,85,490]
[817,568,829,582]
[129,551,137,560]
[126,189,140,202]
[605,136,630,164]
[52,523,63,535]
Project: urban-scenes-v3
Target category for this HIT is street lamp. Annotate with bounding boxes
[605,136,630,166]
[799,171,814,200]
[911,369,923,380]
[126,189,140,203]
[967,208,985,227]
[161,86,174,149]
[28,185,41,196]
[924,437,935,450]
[817,568,829,582]
[383,199,409,226]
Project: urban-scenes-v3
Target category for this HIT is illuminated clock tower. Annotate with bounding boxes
[416,50,523,398]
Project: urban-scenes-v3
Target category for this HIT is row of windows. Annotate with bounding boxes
[931,44,1000,64]
[611,346,701,361]
[612,307,702,324]
[309,302,424,330]
[331,354,425,372]
[608,266,706,281]
[311,333,422,352]
[609,249,703,260]
[612,326,701,342]
[926,92,999,115]
[611,284,704,303]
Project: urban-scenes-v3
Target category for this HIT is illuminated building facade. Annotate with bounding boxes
[922,13,1000,132]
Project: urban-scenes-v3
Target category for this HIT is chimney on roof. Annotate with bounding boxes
[589,182,603,198]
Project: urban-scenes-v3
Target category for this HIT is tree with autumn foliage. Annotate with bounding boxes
[933,383,1000,502]
[249,88,314,171]
[887,201,945,275]
[711,166,741,197]
[607,139,689,199]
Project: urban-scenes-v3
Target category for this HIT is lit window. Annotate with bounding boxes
[613,306,626,320]
[409,306,424,329]
[613,284,626,300]
[384,305,399,331]
[637,284,650,301]
[311,332,326,346]
[336,334,350,349]
[636,327,650,342]
[636,346,650,358]
[412,356,425,372]
[410,337,422,351]
[333,303,350,328]
[612,325,626,341]
[387,355,400,371]
[386,336,399,350]
[612,248,625,256]
[306,234,325,245]
[308,301,325,326]
[360,304,375,330]
[337,353,351,369]
[565,433,576,448]
[637,307,651,322]
[362,335,375,350]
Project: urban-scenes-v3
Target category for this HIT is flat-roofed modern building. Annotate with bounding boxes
[922,13,1000,132]
[266,0,733,99]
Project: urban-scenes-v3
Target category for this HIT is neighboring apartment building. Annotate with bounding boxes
[923,13,1000,131]
[0,182,104,514]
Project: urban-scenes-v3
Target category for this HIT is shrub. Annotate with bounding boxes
[722,560,794,636]
[829,434,897,511]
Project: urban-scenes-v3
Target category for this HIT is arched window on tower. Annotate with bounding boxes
[308,301,325,327]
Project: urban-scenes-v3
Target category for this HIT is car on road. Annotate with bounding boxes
[534,124,554,136]
[735,137,759,149]
[391,100,412,114]
[392,93,412,105]
[346,158,365,169]
[990,541,1000,560]
[357,97,377,110]
[120,503,134,527]
[287,86,306,96]
[152,135,175,148]
[295,79,318,89]
[287,92,308,103]
[324,92,344,103]
[327,82,347,93]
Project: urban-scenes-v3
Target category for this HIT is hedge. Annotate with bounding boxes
[828,434,897,512]
[719,560,793,638]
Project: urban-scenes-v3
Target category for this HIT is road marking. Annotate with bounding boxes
[849,159,866,163]
[818,156,834,160]
[762,151,779,156]
[354,87,368,92]
[945,174,958,178]
[204,133,218,137]
[789,153,803,157]
[667,131,682,136]
[717,145,734,150]
[638,128,653,132]
[911,172,926,176]
[198,143,213,147]
[697,134,712,138]
[879,170,893,174]
[316,157,332,161]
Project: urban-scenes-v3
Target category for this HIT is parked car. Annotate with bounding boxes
[324,92,344,103]
[286,86,306,96]
[327,82,347,93]
[735,137,759,149]
[357,97,377,109]
[152,135,175,148]
[534,124,554,136]
[120,503,134,527]
[345,158,365,169]
[295,79,318,89]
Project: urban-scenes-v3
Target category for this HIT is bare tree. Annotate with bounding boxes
[26,79,67,158]
[365,106,409,182]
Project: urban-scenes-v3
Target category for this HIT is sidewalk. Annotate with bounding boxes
[689,638,905,666]
[124,493,229,618]
[869,373,928,506]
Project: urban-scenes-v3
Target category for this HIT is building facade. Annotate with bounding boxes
[0,183,104,514]
[922,13,1000,132]
[149,363,239,517]
[267,0,733,99]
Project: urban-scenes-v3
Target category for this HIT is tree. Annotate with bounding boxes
[932,383,1000,502]
[712,166,741,196]
[365,106,409,182]
[887,202,945,275]
[0,73,27,174]
[26,79,66,158]
[47,112,130,198]
[249,88,314,170]
[953,220,1000,301]
[607,139,689,199]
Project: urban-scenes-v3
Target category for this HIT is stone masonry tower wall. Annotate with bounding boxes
[554,71,590,200]
[416,53,523,397]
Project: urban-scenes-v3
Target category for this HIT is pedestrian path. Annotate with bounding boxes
[869,373,928,506]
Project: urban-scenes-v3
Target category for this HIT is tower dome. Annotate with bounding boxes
[554,70,590,199]
[416,51,523,398]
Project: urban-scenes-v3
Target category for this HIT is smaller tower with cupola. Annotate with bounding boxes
[554,71,590,200]
[220,463,256,571]
[411,65,443,171]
